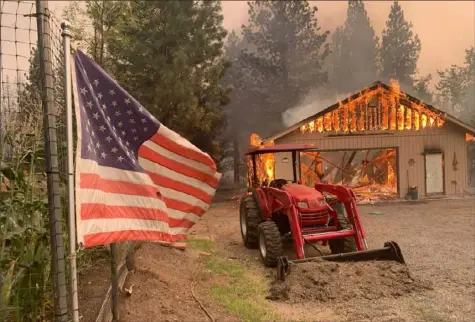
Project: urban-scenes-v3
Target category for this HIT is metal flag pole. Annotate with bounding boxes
[61,20,79,322]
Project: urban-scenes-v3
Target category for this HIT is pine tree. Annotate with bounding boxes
[436,47,475,124]
[99,1,230,160]
[241,0,330,136]
[380,1,421,88]
[328,0,379,94]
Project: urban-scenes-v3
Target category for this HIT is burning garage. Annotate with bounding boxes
[248,80,475,201]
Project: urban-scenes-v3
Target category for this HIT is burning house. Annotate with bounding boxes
[250,80,475,200]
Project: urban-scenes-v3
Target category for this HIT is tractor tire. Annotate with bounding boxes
[240,195,262,249]
[258,221,284,267]
[329,205,357,254]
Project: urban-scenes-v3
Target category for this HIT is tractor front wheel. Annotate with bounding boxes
[329,205,357,254]
[240,195,261,249]
[258,221,284,267]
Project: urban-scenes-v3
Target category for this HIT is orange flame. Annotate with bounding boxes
[298,79,444,135]
[248,133,275,184]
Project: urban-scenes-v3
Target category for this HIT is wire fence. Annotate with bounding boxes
[0,1,137,321]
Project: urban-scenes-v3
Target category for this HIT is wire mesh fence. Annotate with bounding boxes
[0,1,69,320]
[1,2,139,321]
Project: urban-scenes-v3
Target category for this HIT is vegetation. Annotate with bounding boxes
[188,238,277,322]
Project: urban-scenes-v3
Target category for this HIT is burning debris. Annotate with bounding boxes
[300,149,398,202]
[299,79,445,134]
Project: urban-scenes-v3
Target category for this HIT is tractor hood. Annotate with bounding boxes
[281,183,326,209]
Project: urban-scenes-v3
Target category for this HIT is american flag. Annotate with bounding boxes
[72,50,221,248]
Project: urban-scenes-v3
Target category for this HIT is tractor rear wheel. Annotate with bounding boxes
[329,205,357,254]
[258,221,284,267]
[240,195,261,249]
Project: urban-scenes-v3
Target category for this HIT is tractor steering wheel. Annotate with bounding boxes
[269,179,291,189]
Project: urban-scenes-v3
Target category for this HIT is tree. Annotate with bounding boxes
[328,0,379,94]
[240,0,330,136]
[436,47,475,124]
[64,1,230,159]
[412,74,433,104]
[380,1,421,88]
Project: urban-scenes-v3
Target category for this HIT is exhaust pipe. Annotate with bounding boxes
[277,241,405,281]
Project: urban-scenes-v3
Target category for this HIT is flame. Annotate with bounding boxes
[248,133,275,184]
[467,133,474,141]
[421,114,427,129]
[298,79,445,135]
[405,108,412,130]
[387,162,396,186]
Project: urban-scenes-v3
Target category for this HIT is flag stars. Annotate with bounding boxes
[131,128,137,133]
[93,79,99,86]
[125,141,130,146]
[112,101,118,107]
[126,109,133,115]
[141,118,147,124]
[95,142,101,149]
[111,147,118,153]
[102,104,107,109]
[87,101,93,108]
[121,130,126,137]
[92,112,100,120]
[115,111,121,117]
[129,119,135,124]
[117,156,124,162]
[101,152,107,159]
[105,136,112,143]
[143,127,148,132]
[80,87,88,95]
[124,98,131,105]
[109,89,116,95]
[97,93,103,100]
[133,136,138,141]
[91,130,96,137]
[117,121,123,128]
[138,106,144,113]
[98,125,106,132]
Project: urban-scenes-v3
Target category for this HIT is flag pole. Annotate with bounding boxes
[61,21,79,322]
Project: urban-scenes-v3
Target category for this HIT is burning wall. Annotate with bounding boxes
[300,80,445,135]
[247,133,275,185]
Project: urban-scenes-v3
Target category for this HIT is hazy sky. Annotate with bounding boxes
[3,1,474,90]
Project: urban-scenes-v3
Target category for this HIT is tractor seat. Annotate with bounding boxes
[269,179,289,189]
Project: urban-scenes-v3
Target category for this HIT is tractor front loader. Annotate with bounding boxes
[239,144,406,281]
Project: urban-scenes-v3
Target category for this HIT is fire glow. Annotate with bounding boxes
[248,133,275,184]
[300,79,445,134]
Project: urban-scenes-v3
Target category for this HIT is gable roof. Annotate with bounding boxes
[264,81,475,143]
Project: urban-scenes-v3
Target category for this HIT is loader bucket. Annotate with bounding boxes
[276,241,406,281]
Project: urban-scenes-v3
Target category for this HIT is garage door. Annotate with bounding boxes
[425,153,444,194]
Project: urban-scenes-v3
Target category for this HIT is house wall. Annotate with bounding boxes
[275,123,468,197]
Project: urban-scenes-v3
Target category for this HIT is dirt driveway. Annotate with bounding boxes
[121,191,475,322]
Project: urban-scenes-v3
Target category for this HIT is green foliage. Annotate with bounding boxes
[236,0,330,137]
[328,0,379,94]
[436,47,475,124]
[0,155,51,321]
[380,1,421,87]
[99,1,229,160]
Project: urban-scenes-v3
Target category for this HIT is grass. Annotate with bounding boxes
[188,237,279,322]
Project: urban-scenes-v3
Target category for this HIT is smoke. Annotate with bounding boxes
[281,88,348,127]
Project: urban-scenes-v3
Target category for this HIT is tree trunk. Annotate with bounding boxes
[233,137,241,184]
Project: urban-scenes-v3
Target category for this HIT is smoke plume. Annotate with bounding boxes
[281,88,348,127]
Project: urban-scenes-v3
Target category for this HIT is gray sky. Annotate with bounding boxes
[2,1,474,90]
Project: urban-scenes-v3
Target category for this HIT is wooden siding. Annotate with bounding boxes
[275,123,468,197]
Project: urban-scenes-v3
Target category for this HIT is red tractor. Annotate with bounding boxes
[239,144,405,280]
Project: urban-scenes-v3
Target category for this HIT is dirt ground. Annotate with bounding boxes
[81,189,475,322]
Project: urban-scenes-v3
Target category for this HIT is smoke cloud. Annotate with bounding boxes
[281,89,348,127]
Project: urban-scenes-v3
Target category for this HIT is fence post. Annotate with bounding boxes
[61,21,80,322]
[110,243,120,321]
[35,1,69,321]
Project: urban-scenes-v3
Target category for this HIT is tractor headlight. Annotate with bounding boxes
[297,202,308,208]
